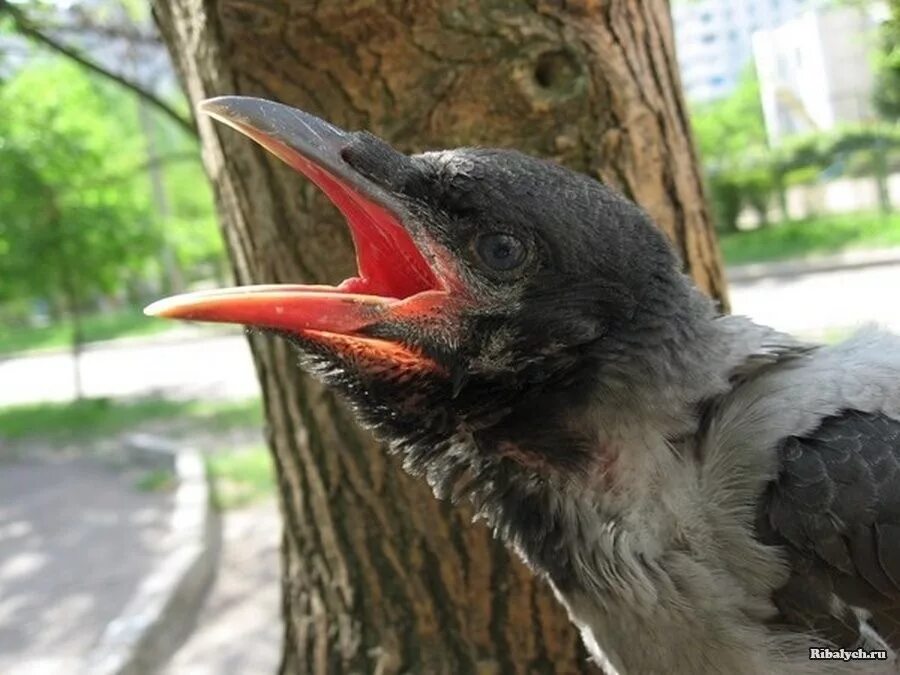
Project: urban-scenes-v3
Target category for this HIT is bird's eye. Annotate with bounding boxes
[474,233,527,272]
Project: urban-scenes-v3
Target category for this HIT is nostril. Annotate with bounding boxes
[341,132,418,194]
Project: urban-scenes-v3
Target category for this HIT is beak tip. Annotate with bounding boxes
[197,96,242,122]
[198,96,229,115]
[143,299,172,318]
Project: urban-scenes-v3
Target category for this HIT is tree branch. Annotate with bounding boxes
[49,21,163,46]
[0,0,196,137]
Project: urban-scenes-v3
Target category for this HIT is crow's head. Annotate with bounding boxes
[147,97,700,498]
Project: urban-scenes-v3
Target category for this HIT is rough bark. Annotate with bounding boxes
[152,1,726,672]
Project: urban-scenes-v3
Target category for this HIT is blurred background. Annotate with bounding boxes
[0,0,896,672]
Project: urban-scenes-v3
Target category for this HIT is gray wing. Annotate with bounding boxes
[757,410,900,649]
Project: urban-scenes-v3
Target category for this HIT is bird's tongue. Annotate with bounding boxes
[144,97,443,336]
[247,127,437,301]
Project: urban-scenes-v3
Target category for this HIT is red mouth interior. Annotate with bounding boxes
[242,126,440,300]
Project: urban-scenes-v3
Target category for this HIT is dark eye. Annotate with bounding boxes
[474,233,527,272]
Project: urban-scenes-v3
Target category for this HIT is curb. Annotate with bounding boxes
[727,247,900,283]
[87,435,220,675]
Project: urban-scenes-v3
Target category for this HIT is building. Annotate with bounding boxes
[672,0,819,103]
[753,5,881,145]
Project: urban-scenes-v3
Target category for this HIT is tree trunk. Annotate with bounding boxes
[874,136,892,215]
[153,1,726,672]
[60,267,84,401]
[53,204,85,401]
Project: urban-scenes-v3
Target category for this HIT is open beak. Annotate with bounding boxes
[144,97,448,340]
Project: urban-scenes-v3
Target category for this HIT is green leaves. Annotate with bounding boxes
[875,1,900,121]
[690,66,899,231]
[689,70,776,230]
[690,69,768,166]
[0,59,153,304]
[0,50,220,314]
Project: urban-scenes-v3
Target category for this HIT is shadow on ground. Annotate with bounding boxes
[163,500,281,674]
[0,457,173,673]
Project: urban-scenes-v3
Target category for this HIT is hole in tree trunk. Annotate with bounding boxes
[533,50,582,95]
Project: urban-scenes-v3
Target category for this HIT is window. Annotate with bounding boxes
[701,11,713,22]
[701,33,716,44]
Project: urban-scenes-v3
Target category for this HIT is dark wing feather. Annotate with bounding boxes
[758,410,900,649]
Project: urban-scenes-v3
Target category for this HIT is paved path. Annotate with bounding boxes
[0,330,259,407]
[727,262,900,338]
[2,261,899,409]
[163,500,281,675]
[0,457,173,674]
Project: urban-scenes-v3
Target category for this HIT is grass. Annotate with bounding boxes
[135,468,177,493]
[0,396,263,441]
[0,307,174,356]
[1,395,271,508]
[719,211,900,266]
[135,447,275,508]
[136,448,275,508]
[207,445,276,509]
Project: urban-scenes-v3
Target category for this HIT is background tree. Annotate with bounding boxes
[689,69,780,230]
[875,0,900,121]
[152,1,726,672]
[0,60,158,394]
[0,0,195,135]
[0,0,222,368]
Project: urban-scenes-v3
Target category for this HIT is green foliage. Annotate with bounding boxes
[157,137,224,280]
[0,18,221,339]
[0,58,157,308]
[875,0,900,121]
[706,163,778,231]
[719,212,900,266]
[690,71,778,230]
[691,65,900,231]
[776,125,900,173]
[775,125,898,215]
[691,71,768,162]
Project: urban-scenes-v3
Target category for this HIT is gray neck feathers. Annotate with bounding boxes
[445,273,818,673]
[483,280,817,673]
[474,272,808,585]
[589,273,760,438]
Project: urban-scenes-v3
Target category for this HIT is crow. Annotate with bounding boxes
[147,97,900,674]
